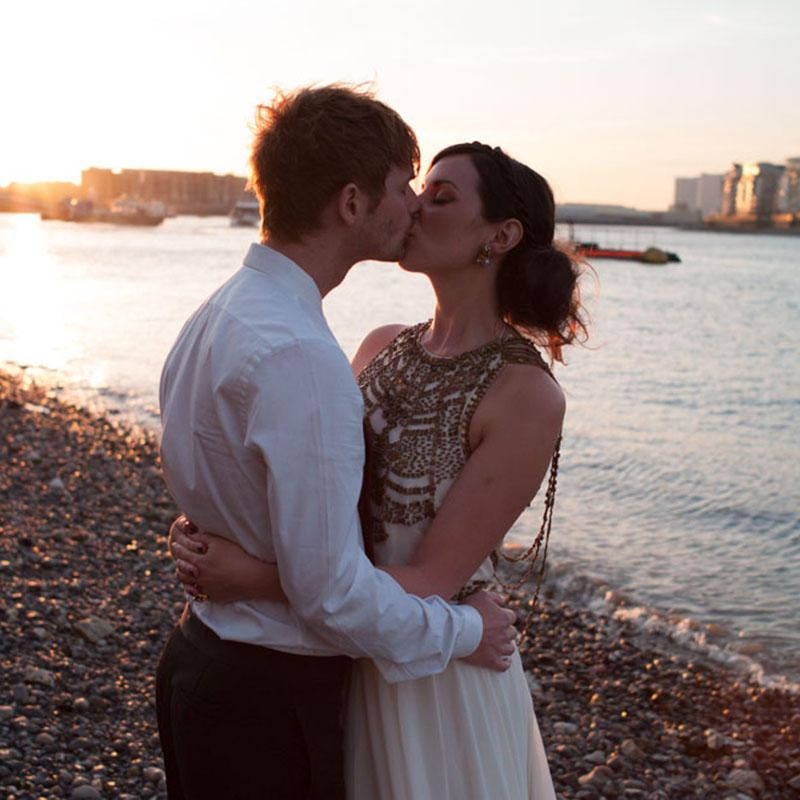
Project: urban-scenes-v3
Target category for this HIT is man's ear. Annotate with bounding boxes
[336,182,365,227]
[491,218,523,254]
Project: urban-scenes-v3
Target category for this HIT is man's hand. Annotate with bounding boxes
[460,590,517,672]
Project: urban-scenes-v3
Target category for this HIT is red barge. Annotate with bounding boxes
[574,242,680,264]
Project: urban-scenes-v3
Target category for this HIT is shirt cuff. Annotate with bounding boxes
[449,603,483,659]
[370,603,485,684]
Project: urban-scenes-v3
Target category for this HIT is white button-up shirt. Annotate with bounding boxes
[159,243,482,682]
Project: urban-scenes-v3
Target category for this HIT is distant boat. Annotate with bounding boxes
[574,243,681,264]
[40,196,165,226]
[230,200,260,227]
[101,197,165,226]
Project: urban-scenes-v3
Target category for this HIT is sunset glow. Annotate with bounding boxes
[0,215,80,367]
[2,0,799,208]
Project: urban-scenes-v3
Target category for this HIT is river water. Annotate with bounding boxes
[1,212,798,686]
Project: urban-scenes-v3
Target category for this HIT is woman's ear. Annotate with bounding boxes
[491,218,523,254]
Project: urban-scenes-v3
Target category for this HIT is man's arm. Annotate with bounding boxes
[244,338,492,682]
[169,518,516,672]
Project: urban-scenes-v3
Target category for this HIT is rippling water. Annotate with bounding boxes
[1,213,798,684]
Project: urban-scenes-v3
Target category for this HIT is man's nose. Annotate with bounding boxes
[408,191,422,216]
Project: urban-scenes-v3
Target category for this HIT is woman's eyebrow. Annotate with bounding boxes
[424,179,460,191]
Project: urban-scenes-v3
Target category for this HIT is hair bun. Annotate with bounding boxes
[502,245,573,327]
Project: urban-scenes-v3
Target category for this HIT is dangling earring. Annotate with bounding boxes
[476,243,492,266]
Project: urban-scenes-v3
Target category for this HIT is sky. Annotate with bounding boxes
[1,0,798,209]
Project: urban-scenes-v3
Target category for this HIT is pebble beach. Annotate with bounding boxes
[2,370,799,799]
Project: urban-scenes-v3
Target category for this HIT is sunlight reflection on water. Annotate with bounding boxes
[0,214,83,368]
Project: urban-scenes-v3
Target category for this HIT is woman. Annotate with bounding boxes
[170,142,587,799]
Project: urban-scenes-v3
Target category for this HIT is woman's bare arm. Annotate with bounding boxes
[382,364,565,600]
[169,517,285,603]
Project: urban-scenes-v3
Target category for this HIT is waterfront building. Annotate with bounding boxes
[673,174,724,218]
[735,162,784,218]
[696,174,724,217]
[79,168,250,215]
[673,177,699,212]
[720,164,742,216]
[776,157,800,215]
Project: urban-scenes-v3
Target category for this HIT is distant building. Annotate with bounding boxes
[720,164,742,216]
[696,174,724,217]
[776,157,800,214]
[79,168,250,215]
[673,177,699,212]
[735,162,784,217]
[672,174,723,218]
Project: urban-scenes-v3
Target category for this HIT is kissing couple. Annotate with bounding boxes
[157,83,586,799]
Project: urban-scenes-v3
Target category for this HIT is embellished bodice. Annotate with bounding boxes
[357,321,551,568]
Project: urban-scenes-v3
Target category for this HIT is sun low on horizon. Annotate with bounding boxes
[2,0,798,209]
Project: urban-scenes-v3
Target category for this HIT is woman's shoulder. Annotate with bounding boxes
[479,354,565,433]
[351,323,412,376]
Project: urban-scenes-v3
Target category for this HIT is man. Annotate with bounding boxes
[156,84,515,799]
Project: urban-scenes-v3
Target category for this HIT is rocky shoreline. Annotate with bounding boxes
[2,371,799,799]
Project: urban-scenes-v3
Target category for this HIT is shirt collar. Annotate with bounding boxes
[242,243,322,308]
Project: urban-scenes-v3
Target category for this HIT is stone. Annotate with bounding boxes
[48,476,65,491]
[73,617,115,644]
[706,730,725,750]
[621,739,646,759]
[0,705,14,719]
[12,683,30,704]
[579,765,613,788]
[23,666,56,687]
[70,786,102,799]
[142,765,165,784]
[554,721,580,735]
[726,769,765,794]
[585,750,607,764]
[548,673,575,690]
[73,697,90,712]
[789,774,800,790]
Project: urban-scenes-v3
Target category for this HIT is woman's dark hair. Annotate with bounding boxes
[431,142,589,363]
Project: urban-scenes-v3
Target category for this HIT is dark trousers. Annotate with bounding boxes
[156,606,351,800]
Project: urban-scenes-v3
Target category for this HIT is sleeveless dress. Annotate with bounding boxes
[344,322,557,800]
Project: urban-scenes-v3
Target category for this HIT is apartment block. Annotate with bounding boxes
[735,162,785,217]
[80,168,250,215]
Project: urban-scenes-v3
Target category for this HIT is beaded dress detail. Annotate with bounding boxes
[358,319,551,548]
